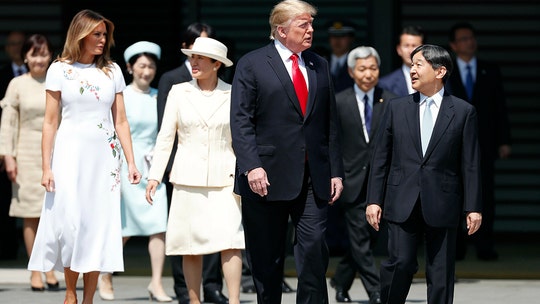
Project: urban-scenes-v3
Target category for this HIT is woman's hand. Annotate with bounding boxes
[4,156,17,182]
[145,179,159,205]
[41,168,55,192]
[128,163,141,185]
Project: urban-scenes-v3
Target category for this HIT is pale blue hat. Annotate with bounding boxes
[123,41,161,63]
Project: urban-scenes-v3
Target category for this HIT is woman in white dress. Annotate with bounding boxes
[98,41,172,302]
[28,9,141,304]
[145,37,244,304]
[0,34,59,292]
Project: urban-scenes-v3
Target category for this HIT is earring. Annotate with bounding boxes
[213,67,217,71]
[24,59,28,63]
[128,70,133,74]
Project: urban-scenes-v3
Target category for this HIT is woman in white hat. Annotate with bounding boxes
[98,41,173,302]
[145,37,244,304]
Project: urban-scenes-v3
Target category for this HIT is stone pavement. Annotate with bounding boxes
[1,268,539,304]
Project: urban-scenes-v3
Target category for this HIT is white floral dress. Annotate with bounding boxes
[28,61,126,273]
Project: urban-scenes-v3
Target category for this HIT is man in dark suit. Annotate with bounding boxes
[378,25,424,97]
[230,1,344,303]
[156,23,227,304]
[366,44,482,304]
[330,46,390,304]
[327,20,355,94]
[330,46,393,304]
[0,30,26,260]
[446,22,511,261]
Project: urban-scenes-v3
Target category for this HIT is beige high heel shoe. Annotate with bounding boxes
[147,283,172,302]
[98,273,114,301]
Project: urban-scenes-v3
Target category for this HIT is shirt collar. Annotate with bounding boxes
[274,40,303,64]
[456,56,477,72]
[354,85,375,106]
[420,88,445,108]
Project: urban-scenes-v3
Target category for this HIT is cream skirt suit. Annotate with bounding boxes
[148,79,244,255]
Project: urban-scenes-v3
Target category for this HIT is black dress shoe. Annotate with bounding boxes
[281,279,294,293]
[241,283,256,293]
[369,291,382,304]
[204,289,229,304]
[477,249,499,261]
[47,281,60,291]
[335,290,352,303]
[178,297,190,304]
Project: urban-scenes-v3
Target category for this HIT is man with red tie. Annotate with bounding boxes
[230,1,344,303]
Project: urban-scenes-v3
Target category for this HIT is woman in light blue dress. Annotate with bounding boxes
[98,41,172,302]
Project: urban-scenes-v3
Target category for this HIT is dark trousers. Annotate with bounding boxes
[0,170,18,260]
[457,159,496,258]
[332,198,380,295]
[164,180,223,298]
[381,203,456,304]
[242,171,329,304]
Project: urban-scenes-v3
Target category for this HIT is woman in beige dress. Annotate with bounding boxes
[146,37,244,304]
[0,34,59,291]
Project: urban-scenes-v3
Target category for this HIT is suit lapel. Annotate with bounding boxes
[423,94,454,159]
[266,44,304,117]
[371,87,386,138]
[404,92,423,157]
[343,89,366,143]
[303,52,317,119]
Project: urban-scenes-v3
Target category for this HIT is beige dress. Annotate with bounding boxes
[148,79,245,255]
[0,74,46,218]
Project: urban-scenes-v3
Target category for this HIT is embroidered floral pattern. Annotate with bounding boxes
[98,122,122,191]
[62,67,79,80]
[110,167,121,191]
[79,80,101,101]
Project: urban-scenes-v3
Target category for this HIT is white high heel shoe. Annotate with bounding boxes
[98,273,114,301]
[147,283,173,302]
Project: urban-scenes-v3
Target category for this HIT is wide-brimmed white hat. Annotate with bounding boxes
[124,41,161,63]
[181,37,233,67]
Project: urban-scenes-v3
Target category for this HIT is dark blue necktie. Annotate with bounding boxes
[465,64,474,100]
[363,95,372,135]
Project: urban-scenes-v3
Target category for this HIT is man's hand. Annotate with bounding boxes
[329,177,343,205]
[366,204,382,231]
[466,212,482,235]
[247,167,270,197]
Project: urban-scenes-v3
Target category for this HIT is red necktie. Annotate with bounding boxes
[290,54,308,115]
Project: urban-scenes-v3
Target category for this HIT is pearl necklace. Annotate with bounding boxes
[199,89,215,97]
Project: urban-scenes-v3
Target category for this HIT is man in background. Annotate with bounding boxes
[378,25,424,97]
[330,46,393,304]
[327,20,356,94]
[0,30,26,260]
[447,22,511,261]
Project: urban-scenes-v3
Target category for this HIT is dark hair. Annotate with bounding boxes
[181,22,215,48]
[127,52,159,66]
[448,22,476,42]
[21,34,53,61]
[410,44,453,83]
[399,25,425,44]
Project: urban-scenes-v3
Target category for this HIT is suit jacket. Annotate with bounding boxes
[446,59,511,162]
[149,79,235,187]
[336,86,395,203]
[367,91,482,228]
[231,42,344,202]
[329,56,354,94]
[378,68,409,97]
[156,62,192,176]
[0,63,17,98]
